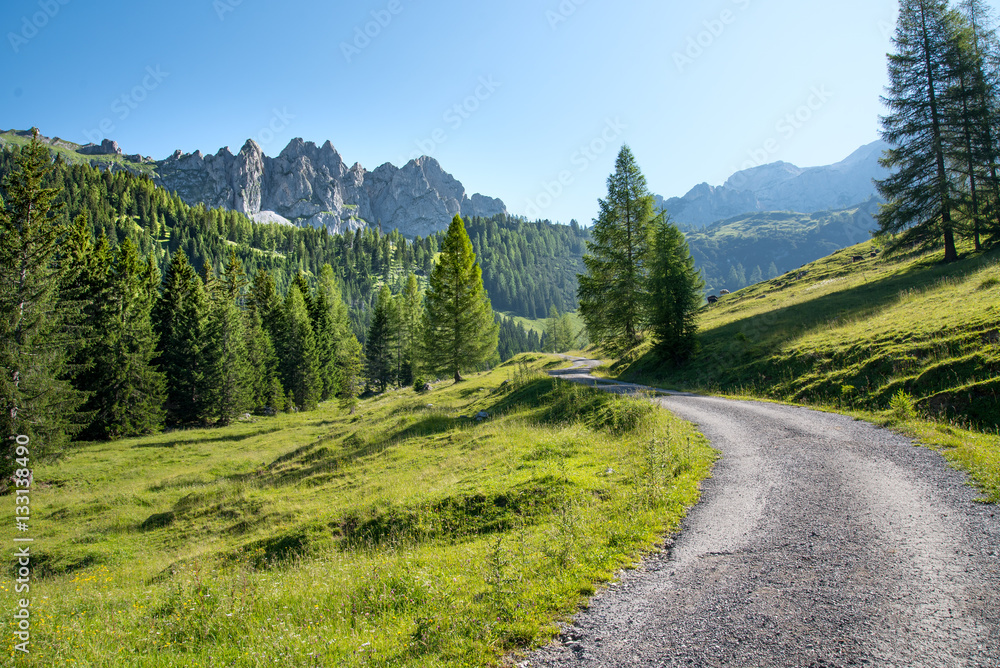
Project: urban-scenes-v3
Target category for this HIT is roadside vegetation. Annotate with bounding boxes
[621,240,999,501]
[0,355,714,666]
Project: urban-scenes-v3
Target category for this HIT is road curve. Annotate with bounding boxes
[526,358,1000,667]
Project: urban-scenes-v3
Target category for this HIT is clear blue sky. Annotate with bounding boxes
[4,0,996,224]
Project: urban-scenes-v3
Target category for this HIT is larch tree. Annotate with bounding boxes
[577,145,657,355]
[876,0,961,261]
[423,215,498,382]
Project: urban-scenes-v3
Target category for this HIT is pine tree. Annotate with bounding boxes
[152,249,209,424]
[365,285,396,393]
[644,217,705,364]
[578,145,657,355]
[877,0,961,261]
[0,130,82,476]
[423,215,499,382]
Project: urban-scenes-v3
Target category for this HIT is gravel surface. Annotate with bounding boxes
[525,359,1000,667]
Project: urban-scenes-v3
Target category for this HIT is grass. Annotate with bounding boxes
[620,239,1000,502]
[1,354,714,666]
[0,130,157,176]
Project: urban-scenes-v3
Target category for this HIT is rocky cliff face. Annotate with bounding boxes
[658,140,890,227]
[154,138,506,237]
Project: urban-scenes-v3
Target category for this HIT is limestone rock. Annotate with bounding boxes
[154,136,507,237]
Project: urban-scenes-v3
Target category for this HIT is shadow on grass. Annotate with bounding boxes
[627,247,1000,389]
[131,425,286,449]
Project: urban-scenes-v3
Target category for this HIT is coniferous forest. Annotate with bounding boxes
[0,137,585,456]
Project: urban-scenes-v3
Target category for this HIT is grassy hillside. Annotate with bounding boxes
[0,129,156,175]
[1,355,713,666]
[622,240,1000,499]
[684,201,880,294]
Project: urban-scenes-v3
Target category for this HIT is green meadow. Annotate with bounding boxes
[1,355,714,666]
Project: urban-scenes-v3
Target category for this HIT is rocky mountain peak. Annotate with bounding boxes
[153,136,506,236]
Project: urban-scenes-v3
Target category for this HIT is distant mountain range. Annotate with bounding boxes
[0,129,507,238]
[656,141,889,227]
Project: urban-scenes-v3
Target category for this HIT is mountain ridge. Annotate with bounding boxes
[0,129,507,238]
[656,140,890,227]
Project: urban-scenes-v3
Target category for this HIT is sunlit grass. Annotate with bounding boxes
[1,354,714,666]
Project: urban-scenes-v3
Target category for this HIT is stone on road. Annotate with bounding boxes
[527,359,1000,667]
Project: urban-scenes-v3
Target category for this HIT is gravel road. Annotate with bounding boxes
[525,358,1000,667]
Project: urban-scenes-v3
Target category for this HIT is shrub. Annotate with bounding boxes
[889,389,917,422]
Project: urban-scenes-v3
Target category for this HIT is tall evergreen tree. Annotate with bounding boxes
[80,238,166,439]
[339,333,364,415]
[203,251,252,424]
[876,0,961,261]
[204,290,251,424]
[398,272,423,385]
[952,0,1000,246]
[578,145,657,355]
[152,249,209,424]
[423,215,499,382]
[0,130,81,475]
[365,285,396,393]
[644,217,705,364]
[282,283,321,411]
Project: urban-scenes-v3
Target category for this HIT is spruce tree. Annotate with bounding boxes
[0,130,82,475]
[204,291,251,424]
[876,0,961,261]
[644,217,705,364]
[578,145,657,355]
[423,215,499,382]
[339,333,364,414]
[365,285,396,393]
[398,272,423,385]
[81,238,166,439]
[152,249,209,424]
[283,283,321,411]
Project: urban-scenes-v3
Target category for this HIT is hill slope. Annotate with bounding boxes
[625,241,1000,431]
[684,201,880,293]
[0,356,713,666]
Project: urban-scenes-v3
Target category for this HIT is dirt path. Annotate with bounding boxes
[526,357,1000,667]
